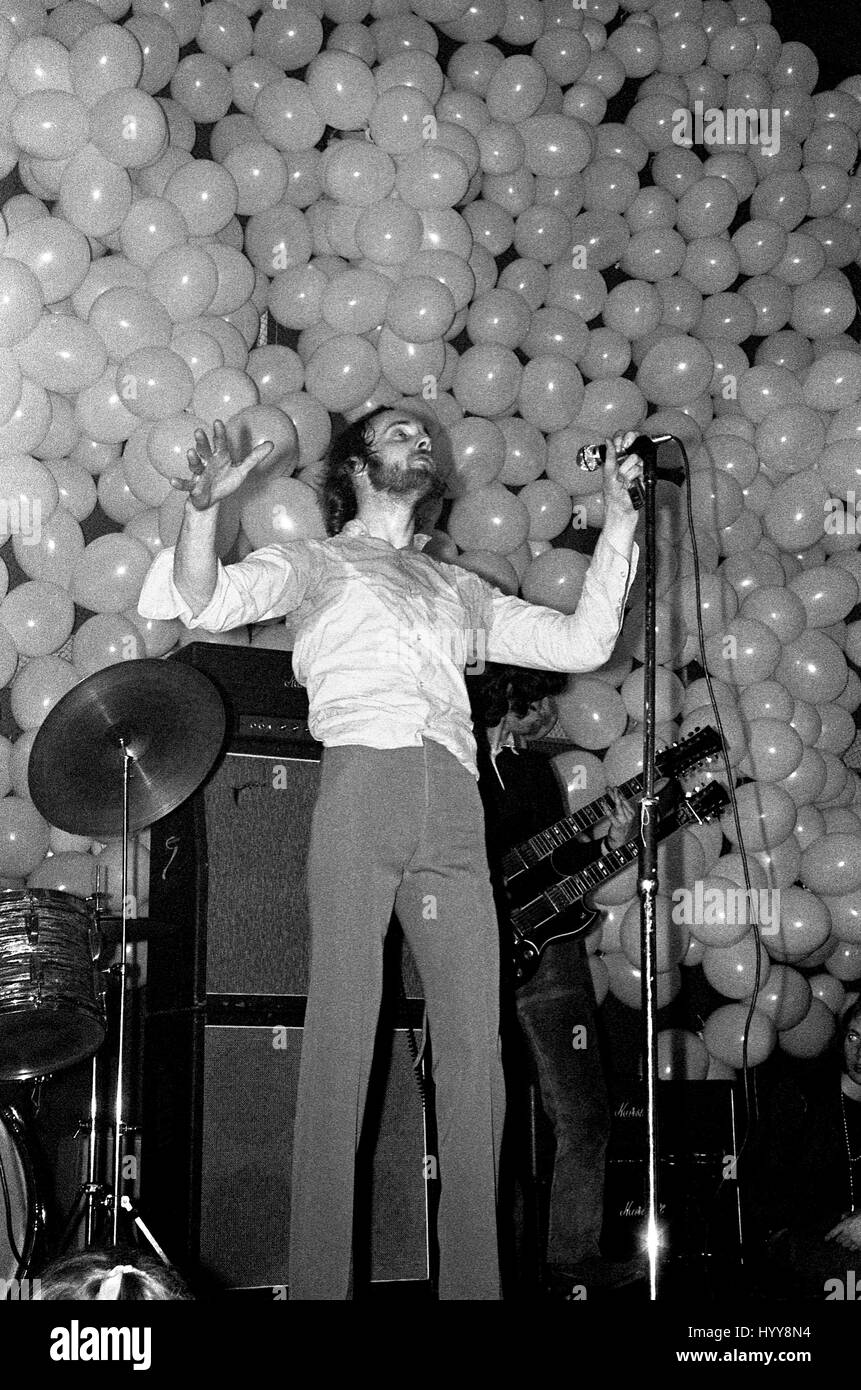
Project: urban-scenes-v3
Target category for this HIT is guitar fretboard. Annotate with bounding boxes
[502,771,645,876]
[501,728,720,883]
[512,800,703,935]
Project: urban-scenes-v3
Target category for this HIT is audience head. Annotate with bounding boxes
[842,1000,861,1085]
[35,1247,194,1300]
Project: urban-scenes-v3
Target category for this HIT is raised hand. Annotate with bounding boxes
[602,431,645,522]
[171,419,274,511]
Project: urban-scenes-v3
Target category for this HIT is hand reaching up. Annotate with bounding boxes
[602,431,645,524]
[172,419,274,511]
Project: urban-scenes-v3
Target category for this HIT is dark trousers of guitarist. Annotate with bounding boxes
[516,936,610,1276]
[474,708,615,1287]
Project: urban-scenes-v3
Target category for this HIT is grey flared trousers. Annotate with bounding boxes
[287,739,505,1300]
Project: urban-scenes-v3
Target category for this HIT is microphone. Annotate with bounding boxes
[576,434,677,511]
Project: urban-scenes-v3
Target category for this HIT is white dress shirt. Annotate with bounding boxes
[138,518,638,777]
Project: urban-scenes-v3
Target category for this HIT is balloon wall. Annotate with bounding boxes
[0,0,859,1073]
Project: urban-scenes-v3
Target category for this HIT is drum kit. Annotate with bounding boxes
[0,658,225,1288]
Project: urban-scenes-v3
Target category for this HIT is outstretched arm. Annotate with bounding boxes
[138,420,314,630]
[173,419,274,617]
[482,433,642,672]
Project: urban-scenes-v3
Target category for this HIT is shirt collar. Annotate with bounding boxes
[341,518,431,552]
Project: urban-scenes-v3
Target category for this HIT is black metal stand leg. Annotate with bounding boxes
[58,1182,110,1252]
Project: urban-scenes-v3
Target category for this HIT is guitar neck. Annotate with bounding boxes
[502,729,722,884]
[546,832,642,914]
[516,802,696,930]
[511,770,646,865]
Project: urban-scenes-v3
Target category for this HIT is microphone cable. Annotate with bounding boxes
[675,435,764,1168]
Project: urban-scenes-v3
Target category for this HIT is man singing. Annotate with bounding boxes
[138,407,643,1300]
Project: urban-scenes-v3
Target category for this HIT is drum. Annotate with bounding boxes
[0,1105,37,1285]
[0,890,105,1082]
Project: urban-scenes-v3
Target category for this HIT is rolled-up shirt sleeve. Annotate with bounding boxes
[480,531,639,672]
[137,542,317,631]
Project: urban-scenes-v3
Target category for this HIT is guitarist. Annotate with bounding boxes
[470,663,645,1297]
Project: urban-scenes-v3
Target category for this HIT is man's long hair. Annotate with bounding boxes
[468,663,567,729]
[321,406,448,537]
[321,407,390,536]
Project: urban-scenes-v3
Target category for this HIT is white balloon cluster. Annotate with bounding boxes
[0,0,858,1072]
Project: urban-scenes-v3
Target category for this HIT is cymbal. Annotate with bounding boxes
[28,658,226,838]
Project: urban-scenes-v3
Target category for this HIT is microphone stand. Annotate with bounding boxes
[636,438,662,1301]
[578,431,686,1296]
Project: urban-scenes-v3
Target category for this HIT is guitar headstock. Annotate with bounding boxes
[679,782,729,825]
[655,726,723,781]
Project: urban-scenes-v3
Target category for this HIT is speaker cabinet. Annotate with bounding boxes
[197,1020,429,1289]
[144,734,430,1292]
[602,1081,744,1265]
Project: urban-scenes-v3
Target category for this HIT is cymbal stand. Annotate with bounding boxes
[23,657,227,1265]
[62,751,161,1259]
[86,874,111,1246]
[107,739,171,1265]
[110,739,133,1247]
[60,875,110,1251]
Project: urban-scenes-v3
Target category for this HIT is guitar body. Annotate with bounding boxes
[504,845,591,907]
[501,850,539,900]
[510,901,601,987]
